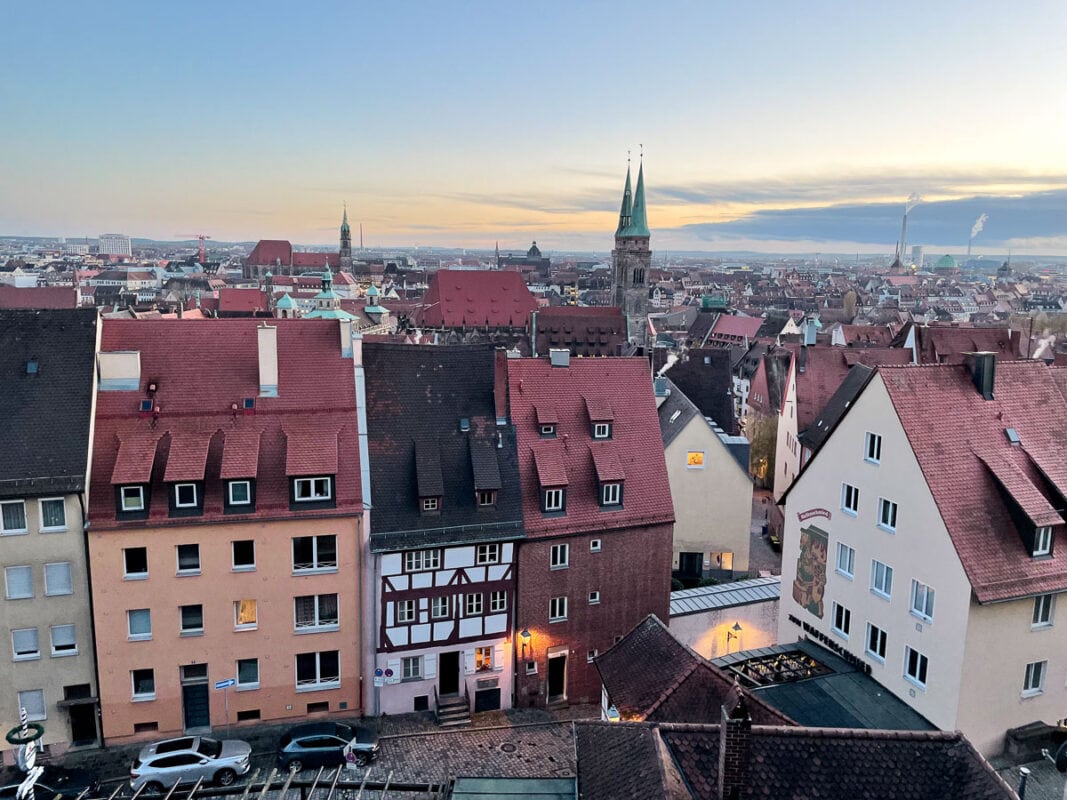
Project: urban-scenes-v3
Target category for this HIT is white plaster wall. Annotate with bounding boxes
[772,363,799,501]
[670,600,779,660]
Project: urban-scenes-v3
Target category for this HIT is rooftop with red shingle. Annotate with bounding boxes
[417,269,537,329]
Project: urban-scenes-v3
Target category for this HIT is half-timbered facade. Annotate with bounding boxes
[365,345,523,717]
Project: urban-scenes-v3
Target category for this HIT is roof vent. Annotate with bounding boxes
[1005,428,1021,445]
[459,418,471,433]
[653,376,669,397]
[549,349,571,368]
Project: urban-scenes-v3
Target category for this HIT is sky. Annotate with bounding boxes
[2,1,1067,256]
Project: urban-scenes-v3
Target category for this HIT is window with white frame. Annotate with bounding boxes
[180,604,204,635]
[1023,660,1046,696]
[870,560,893,599]
[294,594,339,631]
[589,590,600,605]
[421,497,440,512]
[910,580,935,622]
[831,602,851,638]
[295,650,340,690]
[431,596,449,619]
[540,424,556,437]
[477,490,497,507]
[292,535,338,572]
[12,628,39,660]
[1033,594,1054,628]
[476,543,500,565]
[592,422,612,439]
[176,544,200,574]
[865,623,887,661]
[131,669,155,700]
[124,547,148,579]
[490,591,507,613]
[465,593,483,616]
[232,540,255,571]
[44,562,73,596]
[904,646,929,688]
[475,646,493,672]
[542,487,565,513]
[841,483,859,515]
[1,500,28,534]
[1034,526,1053,557]
[590,539,602,552]
[877,498,898,531]
[234,599,258,629]
[294,476,332,502]
[50,625,76,657]
[236,658,259,690]
[39,498,67,531]
[601,482,622,506]
[835,542,855,578]
[5,565,33,599]
[120,485,145,511]
[228,480,252,506]
[396,599,415,623]
[404,549,440,572]
[587,649,598,663]
[127,609,152,640]
[18,689,46,721]
[549,596,568,622]
[174,483,198,508]
[864,432,882,464]
[550,543,569,569]
[401,655,421,681]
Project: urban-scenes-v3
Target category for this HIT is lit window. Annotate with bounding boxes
[525,660,538,675]
[431,596,449,619]
[877,498,898,531]
[865,623,886,661]
[237,658,259,690]
[592,422,612,439]
[234,599,258,630]
[294,594,339,630]
[870,560,893,599]
[864,432,882,463]
[176,544,200,574]
[421,497,440,512]
[1034,526,1053,557]
[396,600,415,623]
[550,543,569,569]
[232,540,255,571]
[475,646,493,672]
[490,591,507,613]
[904,647,928,688]
[292,535,338,572]
[465,593,483,616]
[841,483,859,515]
[686,451,705,469]
[12,628,40,660]
[228,480,252,506]
[180,604,204,635]
[402,656,421,681]
[174,483,198,508]
[477,489,497,507]
[549,596,568,622]
[39,499,67,531]
[910,580,935,623]
[1023,660,1046,696]
[294,476,332,502]
[124,547,148,579]
[295,651,340,690]
[476,543,500,565]
[542,488,565,513]
[1033,594,1054,628]
[44,562,73,596]
[835,542,855,578]
[831,602,851,638]
[120,486,145,511]
[1,500,28,534]
[127,609,152,640]
[601,483,622,506]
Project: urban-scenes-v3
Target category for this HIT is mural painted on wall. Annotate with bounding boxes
[792,525,828,618]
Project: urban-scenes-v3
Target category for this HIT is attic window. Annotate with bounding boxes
[139,399,154,413]
[459,418,471,433]
[421,497,440,513]
[539,424,556,438]
[25,360,39,375]
[592,422,612,440]
[1034,526,1053,558]
[243,398,256,410]
[1005,428,1021,445]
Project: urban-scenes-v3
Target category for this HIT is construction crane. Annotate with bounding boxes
[175,234,212,265]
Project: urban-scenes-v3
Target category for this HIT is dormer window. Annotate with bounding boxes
[421,497,440,513]
[1034,526,1053,557]
[600,482,622,507]
[293,476,333,505]
[540,424,556,438]
[174,483,198,508]
[542,487,566,513]
[477,489,497,507]
[228,480,251,506]
[592,422,612,440]
[119,485,146,514]
[169,481,204,518]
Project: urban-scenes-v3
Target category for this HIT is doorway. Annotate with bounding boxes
[439,651,460,696]
[180,664,210,732]
[63,685,98,746]
[547,653,567,702]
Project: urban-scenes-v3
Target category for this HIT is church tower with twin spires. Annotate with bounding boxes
[611,154,652,348]
[339,205,352,268]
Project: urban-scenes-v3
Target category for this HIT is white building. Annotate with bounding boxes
[97,233,132,257]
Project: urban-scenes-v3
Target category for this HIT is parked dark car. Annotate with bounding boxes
[0,766,99,800]
[276,723,379,772]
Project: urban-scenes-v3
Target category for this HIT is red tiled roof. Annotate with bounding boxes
[534,405,558,425]
[920,326,1021,364]
[589,442,626,482]
[584,396,614,422]
[532,442,569,486]
[417,269,537,328]
[978,453,1061,527]
[0,285,79,309]
[111,434,160,484]
[162,433,212,482]
[710,314,763,340]
[291,252,340,269]
[285,429,339,476]
[220,430,261,479]
[246,240,292,266]
[219,288,268,314]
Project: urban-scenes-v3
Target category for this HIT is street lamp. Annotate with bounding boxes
[726,622,743,652]
[520,628,531,659]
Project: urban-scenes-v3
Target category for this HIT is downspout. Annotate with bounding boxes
[352,331,377,716]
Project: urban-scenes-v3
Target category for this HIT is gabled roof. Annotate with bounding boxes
[533,305,626,357]
[798,363,875,453]
[246,239,292,266]
[663,348,735,433]
[218,287,268,314]
[0,309,98,498]
[416,269,538,329]
[0,285,79,309]
[708,313,762,341]
[918,325,1021,364]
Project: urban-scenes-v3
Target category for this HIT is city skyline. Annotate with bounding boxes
[3,1,1067,255]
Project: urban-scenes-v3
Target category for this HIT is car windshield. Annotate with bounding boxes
[197,739,221,758]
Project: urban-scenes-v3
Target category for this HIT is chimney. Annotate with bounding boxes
[98,350,141,392]
[964,351,996,400]
[530,310,538,357]
[257,324,279,397]
[804,319,817,346]
[339,318,353,358]
[494,348,508,426]
[718,696,752,800]
[549,348,570,368]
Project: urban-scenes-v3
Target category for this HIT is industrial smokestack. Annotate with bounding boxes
[897,193,921,260]
[968,213,988,258]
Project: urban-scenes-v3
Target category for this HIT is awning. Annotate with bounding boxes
[111,435,160,484]
[589,442,626,482]
[584,396,614,422]
[163,434,213,483]
[285,430,338,476]
[415,440,444,497]
[57,696,99,708]
[221,430,262,479]
[532,444,568,487]
[470,440,502,491]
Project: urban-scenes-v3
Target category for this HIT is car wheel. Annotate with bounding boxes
[287,759,303,774]
[354,754,369,767]
[215,769,237,787]
[144,782,165,795]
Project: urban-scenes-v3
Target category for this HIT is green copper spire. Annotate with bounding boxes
[615,165,633,237]
[341,204,351,235]
[627,160,650,237]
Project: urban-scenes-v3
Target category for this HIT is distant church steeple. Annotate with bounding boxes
[340,204,352,267]
[611,149,652,350]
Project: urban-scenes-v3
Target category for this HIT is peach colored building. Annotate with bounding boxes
[88,319,366,744]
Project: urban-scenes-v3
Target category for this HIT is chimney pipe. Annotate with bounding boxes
[549,348,570,368]
[963,351,996,400]
[494,348,508,426]
[339,318,353,358]
[718,699,752,800]
[258,324,279,397]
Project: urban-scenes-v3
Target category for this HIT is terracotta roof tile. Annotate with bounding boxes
[583,396,614,422]
[534,404,558,425]
[220,430,261,479]
[532,442,569,487]
[979,453,1062,527]
[162,433,212,482]
[246,239,292,266]
[111,434,161,484]
[709,314,762,340]
[285,429,339,476]
[417,269,538,328]
[0,285,79,309]
[589,442,625,482]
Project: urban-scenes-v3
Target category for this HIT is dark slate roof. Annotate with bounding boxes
[797,363,875,453]
[575,722,690,800]
[0,309,98,498]
[364,344,524,552]
[657,380,700,448]
[663,348,735,433]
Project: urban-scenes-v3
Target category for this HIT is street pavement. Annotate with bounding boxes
[749,488,781,577]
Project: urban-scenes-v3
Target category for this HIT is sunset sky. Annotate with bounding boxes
[3,1,1066,255]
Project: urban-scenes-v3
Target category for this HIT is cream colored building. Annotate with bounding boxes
[779,358,1067,756]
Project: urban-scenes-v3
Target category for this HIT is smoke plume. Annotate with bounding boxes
[905,193,922,213]
[970,213,988,239]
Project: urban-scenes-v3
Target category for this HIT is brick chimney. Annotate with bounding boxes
[494,347,508,426]
[718,694,752,800]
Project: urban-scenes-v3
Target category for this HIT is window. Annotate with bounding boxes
[589,591,600,605]
[904,647,929,688]
[550,543,569,569]
[465,593,483,616]
[831,602,851,638]
[592,422,612,439]
[1,500,28,534]
[174,483,198,508]
[601,482,622,506]
[396,600,415,623]
[421,497,439,512]
[835,542,855,578]
[540,423,556,437]
[542,488,565,513]
[477,489,497,507]
[490,591,507,613]
[590,539,602,552]
[39,498,67,531]
[128,609,152,640]
[5,565,33,599]
[549,596,568,622]
[44,562,73,596]
[877,498,898,531]
[50,625,76,657]
[402,656,421,681]
[228,481,252,506]
[236,658,259,690]
[864,432,882,463]
[176,544,200,574]
[865,623,887,661]
[404,550,440,572]
[587,649,598,663]
[124,547,148,579]
[1033,594,1054,628]
[294,477,332,502]
[120,485,145,511]
[870,560,893,599]
[841,483,859,515]
[131,669,156,700]
[686,451,705,469]
[18,690,46,721]
[295,651,340,690]
[1023,660,1046,696]
[476,543,500,565]
[910,580,935,622]
[1034,526,1053,557]
[12,628,39,660]
[475,646,493,672]
[292,535,338,572]
[294,594,339,631]
[232,540,255,571]
[431,596,449,619]
[234,599,258,630]
[180,604,204,635]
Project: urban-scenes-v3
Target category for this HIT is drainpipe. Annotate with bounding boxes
[352,331,378,717]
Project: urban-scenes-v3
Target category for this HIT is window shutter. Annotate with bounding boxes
[45,563,72,595]
[493,643,505,672]
[13,628,38,657]
[6,566,32,598]
[464,650,475,675]
[386,658,401,685]
[424,653,437,679]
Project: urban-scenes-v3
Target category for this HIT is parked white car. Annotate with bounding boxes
[130,736,251,793]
